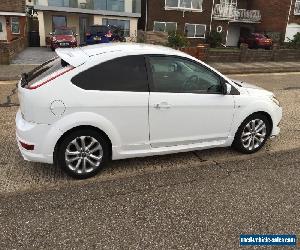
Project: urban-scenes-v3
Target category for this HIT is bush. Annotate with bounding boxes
[287,32,300,48]
[207,31,223,48]
[167,31,189,48]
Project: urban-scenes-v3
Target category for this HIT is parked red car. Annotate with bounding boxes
[239,33,273,50]
[50,28,78,51]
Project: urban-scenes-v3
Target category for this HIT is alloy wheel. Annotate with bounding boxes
[241,119,267,151]
[65,136,103,174]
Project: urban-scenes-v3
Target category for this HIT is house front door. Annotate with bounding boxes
[79,17,89,44]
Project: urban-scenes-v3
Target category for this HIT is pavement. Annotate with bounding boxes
[0,47,300,80]
[0,47,56,81]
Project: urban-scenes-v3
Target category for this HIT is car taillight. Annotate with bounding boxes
[28,66,75,90]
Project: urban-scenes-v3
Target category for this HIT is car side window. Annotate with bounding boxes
[148,56,222,94]
[72,55,148,92]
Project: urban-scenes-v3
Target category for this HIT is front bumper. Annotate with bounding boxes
[16,109,54,164]
[270,105,283,137]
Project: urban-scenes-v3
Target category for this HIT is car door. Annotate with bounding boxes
[147,55,235,148]
[71,54,150,152]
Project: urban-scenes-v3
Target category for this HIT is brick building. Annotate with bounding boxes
[0,0,27,42]
[0,0,27,64]
[26,0,141,47]
[250,0,300,42]
[139,0,300,46]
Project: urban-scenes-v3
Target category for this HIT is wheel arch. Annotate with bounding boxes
[235,111,274,139]
[53,125,113,165]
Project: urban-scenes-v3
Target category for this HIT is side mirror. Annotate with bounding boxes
[221,82,232,95]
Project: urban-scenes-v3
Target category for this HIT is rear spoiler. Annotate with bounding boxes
[55,47,89,67]
[21,57,58,87]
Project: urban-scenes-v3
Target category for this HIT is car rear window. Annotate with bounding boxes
[25,58,67,87]
[71,55,148,92]
[55,29,73,35]
[88,26,109,34]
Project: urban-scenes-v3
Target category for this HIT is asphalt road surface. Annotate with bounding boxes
[0,149,299,249]
[0,72,299,249]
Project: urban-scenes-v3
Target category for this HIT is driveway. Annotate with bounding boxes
[12,47,56,65]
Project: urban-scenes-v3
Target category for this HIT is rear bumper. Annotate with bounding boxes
[16,109,54,164]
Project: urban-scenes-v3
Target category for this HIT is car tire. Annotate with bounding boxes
[232,113,271,154]
[51,47,55,51]
[57,129,110,179]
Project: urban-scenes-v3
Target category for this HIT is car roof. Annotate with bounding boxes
[56,43,189,67]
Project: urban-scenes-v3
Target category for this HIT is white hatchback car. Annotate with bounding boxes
[16,43,282,178]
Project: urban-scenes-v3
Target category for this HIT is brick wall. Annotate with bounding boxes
[181,45,300,63]
[250,0,291,41]
[207,50,241,62]
[143,0,213,46]
[6,16,27,42]
[0,0,26,13]
[0,37,27,64]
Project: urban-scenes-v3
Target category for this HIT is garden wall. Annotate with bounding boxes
[180,44,300,63]
[0,37,27,65]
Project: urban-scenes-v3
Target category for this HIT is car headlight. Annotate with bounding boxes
[270,95,280,106]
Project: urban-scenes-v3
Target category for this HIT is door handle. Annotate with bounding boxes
[154,102,171,109]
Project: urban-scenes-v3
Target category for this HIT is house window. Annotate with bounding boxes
[165,0,203,11]
[295,0,300,15]
[0,22,2,32]
[102,18,130,37]
[52,16,67,31]
[48,0,70,7]
[185,23,206,38]
[153,21,177,33]
[11,17,20,34]
[93,0,125,12]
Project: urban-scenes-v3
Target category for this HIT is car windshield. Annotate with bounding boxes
[88,26,109,34]
[254,34,266,38]
[55,29,73,35]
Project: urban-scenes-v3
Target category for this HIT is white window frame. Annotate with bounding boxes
[295,0,300,15]
[185,23,206,38]
[153,21,177,33]
[165,0,203,12]
[11,17,20,34]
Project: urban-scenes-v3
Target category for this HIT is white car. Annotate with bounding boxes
[16,43,282,178]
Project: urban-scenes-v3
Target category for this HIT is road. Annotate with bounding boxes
[0,149,299,249]
[0,72,299,249]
